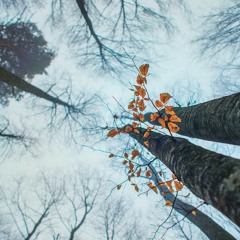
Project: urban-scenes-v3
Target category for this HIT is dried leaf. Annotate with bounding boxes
[113,114,118,119]
[117,184,121,190]
[150,112,159,122]
[122,160,128,165]
[137,168,142,177]
[166,180,174,193]
[165,106,175,115]
[136,75,146,85]
[107,129,119,138]
[170,115,181,123]
[174,180,184,191]
[155,100,163,108]
[134,185,139,192]
[129,162,134,171]
[125,126,133,132]
[109,153,115,158]
[146,169,152,177]
[191,210,196,216]
[131,149,140,159]
[132,122,138,128]
[158,118,166,128]
[143,131,150,138]
[168,122,180,133]
[165,200,173,207]
[139,64,149,76]
[160,93,172,103]
[144,140,149,147]
[124,153,129,158]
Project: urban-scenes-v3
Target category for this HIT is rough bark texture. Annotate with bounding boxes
[0,66,74,109]
[141,157,236,240]
[128,126,240,226]
[144,93,240,145]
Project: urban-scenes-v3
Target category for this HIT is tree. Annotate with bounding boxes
[1,0,186,75]
[0,66,95,129]
[105,64,240,231]
[196,0,240,97]
[143,92,240,145]
[0,20,54,106]
[96,197,146,240]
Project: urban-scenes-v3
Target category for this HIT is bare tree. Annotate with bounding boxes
[0,175,64,240]
[96,197,146,240]
[53,170,101,240]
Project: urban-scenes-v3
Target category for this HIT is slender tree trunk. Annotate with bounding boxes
[0,66,75,110]
[127,126,240,226]
[142,157,236,240]
[144,93,240,145]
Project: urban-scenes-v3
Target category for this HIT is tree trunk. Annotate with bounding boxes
[0,66,75,110]
[144,93,240,145]
[127,126,240,226]
[141,157,236,240]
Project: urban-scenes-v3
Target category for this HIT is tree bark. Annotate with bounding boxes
[0,66,75,110]
[144,93,240,145]
[142,157,236,240]
[127,126,240,226]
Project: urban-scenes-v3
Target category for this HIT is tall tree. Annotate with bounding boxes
[124,126,240,226]
[0,20,54,106]
[143,93,240,145]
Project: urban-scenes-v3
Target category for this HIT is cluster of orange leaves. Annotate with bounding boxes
[107,64,184,207]
[107,64,182,146]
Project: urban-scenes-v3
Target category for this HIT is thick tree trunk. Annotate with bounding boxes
[0,66,75,110]
[144,93,240,145]
[127,126,240,226]
[142,157,236,240]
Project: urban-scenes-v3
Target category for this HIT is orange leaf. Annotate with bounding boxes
[134,129,140,134]
[158,118,166,128]
[109,153,114,158]
[139,114,145,121]
[137,168,142,177]
[151,186,158,194]
[168,122,180,133]
[191,210,196,216]
[131,149,140,159]
[146,169,152,177]
[165,200,173,207]
[139,88,146,98]
[134,185,139,192]
[143,131,150,138]
[160,93,172,103]
[125,126,133,132]
[166,180,174,193]
[136,75,146,85]
[147,182,153,188]
[139,64,149,76]
[144,140,149,147]
[132,122,138,128]
[155,100,163,108]
[150,112,159,122]
[122,160,128,165]
[107,129,119,138]
[174,180,184,191]
[165,106,175,115]
[117,184,121,190]
[158,181,166,186]
[124,153,129,158]
[138,99,146,111]
[164,115,169,121]
[129,162,134,171]
[128,100,135,109]
[170,115,181,123]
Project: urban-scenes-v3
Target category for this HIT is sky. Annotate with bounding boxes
[1,0,240,239]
